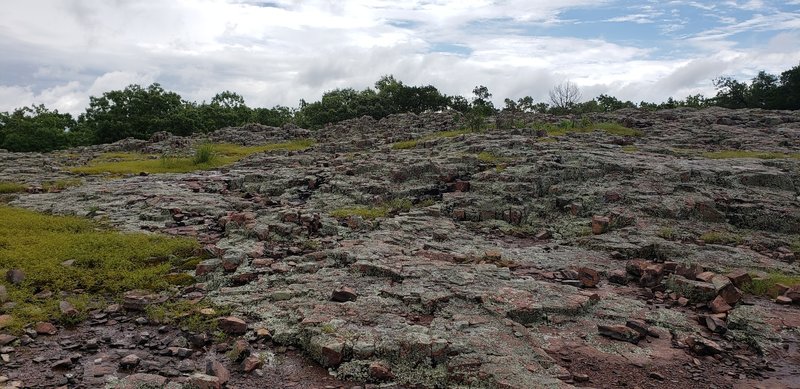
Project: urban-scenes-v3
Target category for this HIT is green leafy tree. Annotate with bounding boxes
[78,83,192,143]
[250,106,295,126]
[779,64,800,110]
[712,76,749,109]
[470,85,495,116]
[0,105,77,152]
[748,71,780,109]
[595,94,636,112]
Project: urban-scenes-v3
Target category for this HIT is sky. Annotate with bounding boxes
[0,0,798,116]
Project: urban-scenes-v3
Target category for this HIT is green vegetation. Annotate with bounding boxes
[622,145,639,153]
[192,143,216,165]
[702,150,800,160]
[145,300,231,334]
[0,182,26,194]
[743,272,800,297]
[72,140,314,175]
[699,231,743,245]
[41,179,82,192]
[657,227,676,240]
[477,151,513,172]
[391,128,474,150]
[0,206,198,331]
[4,64,800,152]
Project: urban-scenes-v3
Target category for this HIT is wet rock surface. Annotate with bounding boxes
[2,108,800,388]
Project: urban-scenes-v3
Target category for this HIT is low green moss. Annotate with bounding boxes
[72,139,315,175]
[700,231,743,245]
[330,206,389,220]
[0,182,27,194]
[743,272,800,297]
[42,179,82,192]
[145,300,231,334]
[0,206,198,332]
[658,227,676,240]
[391,140,419,150]
[622,145,639,153]
[703,150,800,160]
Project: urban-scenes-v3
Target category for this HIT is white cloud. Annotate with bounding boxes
[0,0,798,116]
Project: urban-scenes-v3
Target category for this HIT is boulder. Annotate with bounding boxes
[591,215,610,235]
[217,316,247,335]
[577,267,600,288]
[597,324,643,344]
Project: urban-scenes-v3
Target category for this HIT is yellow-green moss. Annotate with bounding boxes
[622,145,639,153]
[700,231,743,245]
[330,206,390,220]
[72,139,315,175]
[0,206,198,331]
[145,300,231,333]
[743,272,800,297]
[702,150,800,160]
[0,182,27,194]
[42,179,82,192]
[392,140,419,150]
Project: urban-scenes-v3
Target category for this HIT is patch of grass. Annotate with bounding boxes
[72,139,315,175]
[392,140,419,150]
[477,151,513,172]
[702,150,800,160]
[0,206,198,332]
[538,121,642,137]
[42,179,82,192]
[622,145,638,153]
[145,300,231,334]
[0,182,27,194]
[699,231,743,245]
[743,272,800,297]
[658,227,676,240]
[192,143,216,165]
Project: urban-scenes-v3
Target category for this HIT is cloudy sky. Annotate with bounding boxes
[1,0,799,115]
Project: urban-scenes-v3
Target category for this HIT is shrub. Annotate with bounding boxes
[192,143,216,165]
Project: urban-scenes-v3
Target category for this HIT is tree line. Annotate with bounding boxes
[1,64,798,152]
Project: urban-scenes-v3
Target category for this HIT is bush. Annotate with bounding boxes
[192,143,216,165]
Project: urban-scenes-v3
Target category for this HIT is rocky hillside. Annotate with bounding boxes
[1,107,799,389]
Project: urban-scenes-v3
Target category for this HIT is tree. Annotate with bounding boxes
[200,91,252,130]
[78,83,191,143]
[502,98,519,112]
[470,85,495,116]
[712,76,749,109]
[779,64,800,110]
[596,94,635,112]
[0,105,77,152]
[748,71,780,109]
[549,81,581,113]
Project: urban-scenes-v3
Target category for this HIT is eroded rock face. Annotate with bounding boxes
[3,108,800,388]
